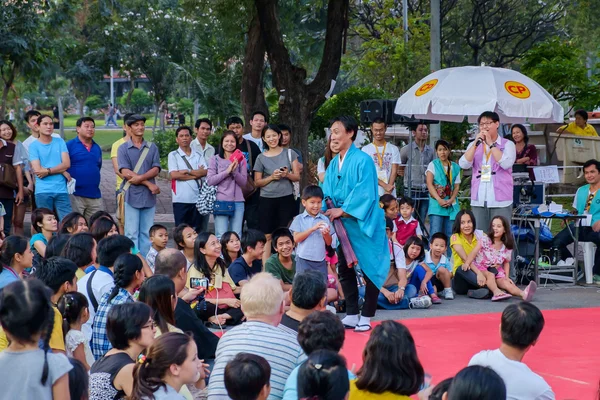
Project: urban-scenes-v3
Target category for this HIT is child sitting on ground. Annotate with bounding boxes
[463,216,537,302]
[146,224,168,272]
[225,353,271,400]
[403,236,437,306]
[289,185,337,278]
[229,229,267,287]
[57,292,95,370]
[423,232,454,300]
[394,197,423,245]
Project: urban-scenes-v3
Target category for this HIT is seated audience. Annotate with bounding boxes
[130,332,207,400]
[443,365,506,400]
[394,197,423,245]
[265,228,296,292]
[89,210,117,228]
[228,229,266,287]
[30,207,57,268]
[35,256,79,353]
[89,302,155,400]
[154,249,219,361]
[283,310,348,400]
[62,232,97,279]
[280,270,327,333]
[207,272,306,399]
[224,353,271,400]
[423,233,453,300]
[69,358,90,400]
[189,232,243,327]
[58,292,95,370]
[469,302,554,399]
[139,275,180,336]
[350,321,424,399]
[221,231,242,268]
[92,253,144,360]
[0,279,72,399]
[44,234,72,258]
[449,210,489,298]
[59,211,88,234]
[428,378,453,400]
[298,350,350,400]
[147,224,168,272]
[0,235,32,290]
[90,216,119,243]
[173,223,197,271]
[557,109,598,137]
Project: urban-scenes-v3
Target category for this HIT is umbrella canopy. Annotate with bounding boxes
[395,66,564,123]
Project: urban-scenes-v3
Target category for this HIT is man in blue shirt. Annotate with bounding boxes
[29,114,72,221]
[67,117,104,221]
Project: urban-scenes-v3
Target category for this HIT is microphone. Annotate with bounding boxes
[475,138,482,147]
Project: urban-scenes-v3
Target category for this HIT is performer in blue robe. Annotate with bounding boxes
[323,116,389,332]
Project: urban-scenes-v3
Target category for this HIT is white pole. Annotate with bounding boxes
[403,0,409,44]
[429,0,441,143]
[110,66,115,108]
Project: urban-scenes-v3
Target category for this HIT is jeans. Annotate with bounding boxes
[554,224,600,275]
[429,214,453,256]
[106,115,117,127]
[214,202,244,239]
[35,192,72,222]
[124,202,155,257]
[408,264,435,294]
[359,284,418,310]
[0,198,14,236]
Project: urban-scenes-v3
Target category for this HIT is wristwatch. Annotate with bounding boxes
[398,286,406,291]
[489,142,497,149]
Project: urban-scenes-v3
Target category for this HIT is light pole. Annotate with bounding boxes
[430,0,441,143]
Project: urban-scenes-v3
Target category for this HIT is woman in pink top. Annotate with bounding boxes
[463,216,537,302]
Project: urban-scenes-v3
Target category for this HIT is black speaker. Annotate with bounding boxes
[359,99,386,124]
[385,99,415,125]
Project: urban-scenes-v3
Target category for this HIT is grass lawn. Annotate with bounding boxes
[60,114,160,128]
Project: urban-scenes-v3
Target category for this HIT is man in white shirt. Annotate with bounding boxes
[459,111,516,232]
[243,110,267,152]
[22,110,60,152]
[362,118,401,197]
[191,118,215,160]
[469,302,555,400]
[168,126,208,233]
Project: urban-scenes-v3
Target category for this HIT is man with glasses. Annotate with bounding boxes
[553,159,600,284]
[459,111,516,231]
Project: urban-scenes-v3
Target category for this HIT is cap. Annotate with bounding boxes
[125,114,147,126]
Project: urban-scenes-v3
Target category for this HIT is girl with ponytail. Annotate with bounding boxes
[0,279,72,399]
[297,350,350,400]
[131,332,206,400]
[58,291,94,369]
[91,253,144,360]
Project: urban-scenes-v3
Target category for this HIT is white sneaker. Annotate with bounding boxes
[325,305,337,314]
[443,288,454,300]
[565,257,575,266]
[557,260,566,266]
[409,296,432,309]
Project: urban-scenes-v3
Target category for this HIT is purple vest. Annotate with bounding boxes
[471,137,513,202]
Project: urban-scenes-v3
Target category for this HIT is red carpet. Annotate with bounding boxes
[341,308,600,399]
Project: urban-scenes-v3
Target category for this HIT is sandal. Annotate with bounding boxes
[491,292,512,302]
[523,281,537,302]
[354,324,372,332]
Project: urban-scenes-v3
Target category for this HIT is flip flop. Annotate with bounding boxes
[491,293,512,302]
[523,281,537,302]
[343,323,357,329]
[354,324,372,332]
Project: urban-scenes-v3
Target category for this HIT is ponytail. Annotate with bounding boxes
[131,332,193,400]
[57,292,89,340]
[108,253,143,302]
[40,309,54,385]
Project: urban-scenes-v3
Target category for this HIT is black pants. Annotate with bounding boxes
[258,194,297,234]
[453,268,486,295]
[338,247,379,318]
[244,192,260,231]
[173,202,201,231]
[0,198,14,236]
[554,224,600,275]
[195,301,244,325]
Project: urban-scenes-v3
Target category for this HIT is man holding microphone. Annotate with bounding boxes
[459,111,516,231]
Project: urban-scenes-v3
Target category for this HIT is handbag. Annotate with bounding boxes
[196,180,217,215]
[213,200,235,216]
[241,139,257,199]
[204,279,237,309]
[0,163,17,189]
[117,147,149,225]
[287,149,300,200]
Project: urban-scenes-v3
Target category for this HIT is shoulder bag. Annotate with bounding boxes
[117,147,150,225]
[241,139,257,199]
[196,158,218,216]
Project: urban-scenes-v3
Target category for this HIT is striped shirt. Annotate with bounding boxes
[207,321,306,399]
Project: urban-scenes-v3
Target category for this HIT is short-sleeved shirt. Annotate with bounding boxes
[236,139,261,174]
[29,137,69,194]
[67,136,103,198]
[559,121,598,137]
[243,133,264,152]
[111,137,127,191]
[91,288,135,360]
[191,138,215,161]
[289,211,337,262]
[167,147,207,204]
[228,257,262,285]
[383,240,406,287]
[146,247,159,272]
[0,349,72,400]
[400,142,435,190]
[22,133,61,153]
[78,268,115,341]
[472,234,512,272]
[0,139,22,198]
[265,254,296,285]
[117,140,161,208]
[186,264,237,292]
[253,149,298,198]
[0,267,19,291]
[423,250,451,274]
[450,230,483,274]
[50,306,65,351]
[362,142,401,197]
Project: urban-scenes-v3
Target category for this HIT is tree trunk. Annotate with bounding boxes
[241,14,269,130]
[0,67,16,120]
[126,74,135,109]
[57,96,65,139]
[193,98,199,124]
[152,102,159,136]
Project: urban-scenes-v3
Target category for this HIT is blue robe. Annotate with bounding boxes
[322,144,389,289]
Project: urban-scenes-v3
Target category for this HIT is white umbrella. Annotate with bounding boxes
[395,66,564,123]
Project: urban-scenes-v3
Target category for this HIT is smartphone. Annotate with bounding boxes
[487,266,499,276]
[229,149,244,164]
[190,277,209,289]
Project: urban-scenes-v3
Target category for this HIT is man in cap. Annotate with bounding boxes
[117,114,161,256]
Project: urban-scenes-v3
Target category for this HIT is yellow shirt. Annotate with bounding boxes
[349,380,412,400]
[50,306,65,351]
[186,264,237,292]
[75,268,86,280]
[450,232,479,274]
[559,122,598,137]
[111,137,128,190]
[0,327,7,352]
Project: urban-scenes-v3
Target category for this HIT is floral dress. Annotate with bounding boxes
[472,235,511,279]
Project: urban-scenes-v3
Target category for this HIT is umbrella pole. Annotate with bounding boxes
[406,126,413,199]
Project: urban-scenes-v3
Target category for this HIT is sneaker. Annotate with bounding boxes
[443,288,454,300]
[468,288,491,299]
[523,281,537,302]
[325,305,337,314]
[409,296,432,309]
[430,293,442,304]
[593,274,600,284]
[565,257,575,266]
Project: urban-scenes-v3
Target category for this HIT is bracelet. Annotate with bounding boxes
[47,168,51,175]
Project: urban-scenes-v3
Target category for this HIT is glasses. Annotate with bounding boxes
[143,320,157,330]
[479,122,496,127]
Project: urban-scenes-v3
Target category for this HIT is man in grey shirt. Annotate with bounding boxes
[117,114,161,256]
[399,123,435,226]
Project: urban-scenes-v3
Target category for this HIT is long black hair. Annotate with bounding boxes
[0,279,54,384]
[446,366,506,400]
[59,212,87,234]
[0,235,29,272]
[220,231,242,267]
[298,350,350,400]
[193,232,226,278]
[108,253,143,302]
[138,275,176,335]
[57,292,89,340]
[90,216,118,243]
[487,216,515,250]
[62,233,96,268]
[452,210,477,235]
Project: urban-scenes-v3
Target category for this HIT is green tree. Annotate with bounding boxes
[118,89,153,113]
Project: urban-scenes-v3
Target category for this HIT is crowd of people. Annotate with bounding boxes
[0,108,591,399]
